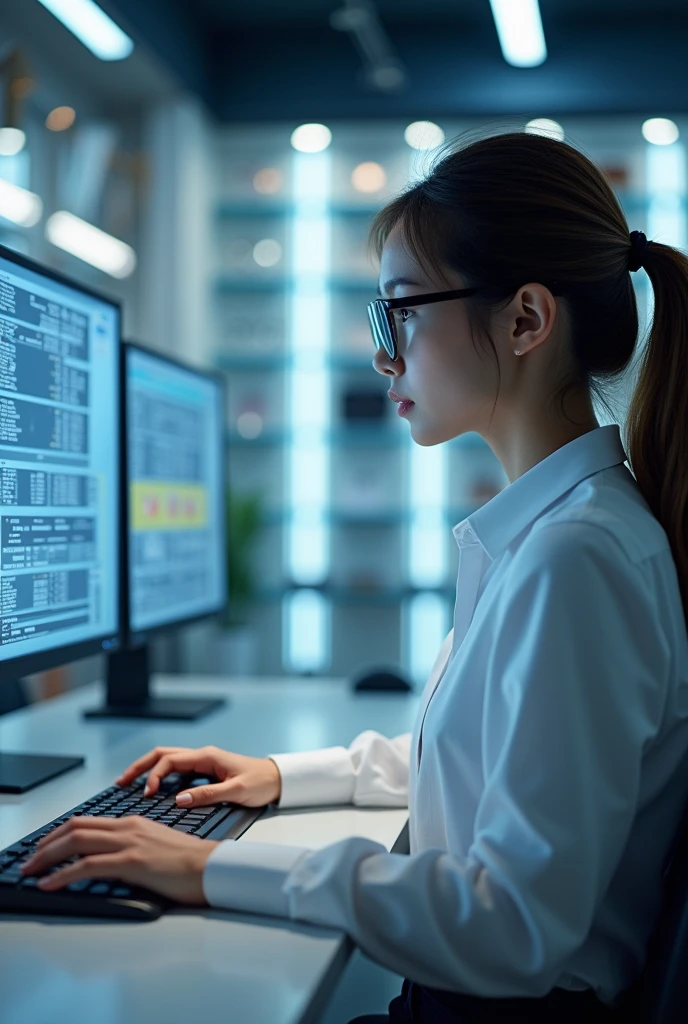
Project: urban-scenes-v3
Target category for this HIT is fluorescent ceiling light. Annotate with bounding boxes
[36,0,134,61]
[0,128,26,156]
[0,178,43,227]
[46,211,136,278]
[489,0,547,67]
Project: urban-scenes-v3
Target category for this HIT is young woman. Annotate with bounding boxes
[22,130,688,1024]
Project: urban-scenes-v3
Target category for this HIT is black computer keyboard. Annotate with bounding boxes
[0,774,263,921]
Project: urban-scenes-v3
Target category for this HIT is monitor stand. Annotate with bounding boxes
[83,645,226,721]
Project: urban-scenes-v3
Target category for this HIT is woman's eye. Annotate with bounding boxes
[397,308,413,323]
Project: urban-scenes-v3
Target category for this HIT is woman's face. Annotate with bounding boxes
[372,223,559,448]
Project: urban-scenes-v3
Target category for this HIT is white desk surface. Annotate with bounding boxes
[0,675,419,1024]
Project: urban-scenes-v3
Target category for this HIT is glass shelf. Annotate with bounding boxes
[215,201,383,219]
[254,584,457,606]
[214,275,377,294]
[258,506,479,527]
[215,352,375,371]
[226,428,489,450]
[227,426,404,448]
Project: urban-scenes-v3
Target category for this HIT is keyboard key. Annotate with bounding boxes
[4,844,26,857]
[67,879,91,891]
[111,886,133,898]
[89,883,112,895]
[172,824,196,833]
[0,867,23,884]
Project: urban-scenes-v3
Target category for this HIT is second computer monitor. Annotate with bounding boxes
[126,343,227,639]
[84,343,228,721]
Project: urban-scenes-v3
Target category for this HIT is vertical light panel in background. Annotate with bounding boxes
[646,139,686,248]
[403,591,449,687]
[284,588,331,676]
[404,131,450,685]
[406,440,450,684]
[284,146,332,672]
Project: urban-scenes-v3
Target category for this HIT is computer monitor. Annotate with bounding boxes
[0,243,121,791]
[85,342,227,720]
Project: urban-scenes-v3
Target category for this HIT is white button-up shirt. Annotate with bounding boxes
[204,424,688,1007]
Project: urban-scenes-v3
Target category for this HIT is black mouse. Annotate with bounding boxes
[352,668,413,693]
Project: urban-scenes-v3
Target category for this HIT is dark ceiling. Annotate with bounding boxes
[99,0,688,121]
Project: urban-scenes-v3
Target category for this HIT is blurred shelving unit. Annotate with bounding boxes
[208,122,506,683]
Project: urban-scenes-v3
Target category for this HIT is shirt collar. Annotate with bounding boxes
[454,424,628,560]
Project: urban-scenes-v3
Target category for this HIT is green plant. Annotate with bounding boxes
[224,489,263,627]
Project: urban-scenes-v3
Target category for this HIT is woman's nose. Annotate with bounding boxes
[372,347,402,376]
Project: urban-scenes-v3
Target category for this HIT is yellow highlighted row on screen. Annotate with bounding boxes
[130,481,208,530]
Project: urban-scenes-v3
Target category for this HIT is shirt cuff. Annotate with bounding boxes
[268,747,355,808]
[203,840,311,916]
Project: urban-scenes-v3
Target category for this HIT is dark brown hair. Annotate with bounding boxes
[368,127,688,617]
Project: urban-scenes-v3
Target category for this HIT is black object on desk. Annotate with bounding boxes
[0,753,85,795]
[352,668,412,693]
[0,674,84,795]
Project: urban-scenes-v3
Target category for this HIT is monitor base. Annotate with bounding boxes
[0,752,85,794]
[83,645,225,721]
[84,697,225,721]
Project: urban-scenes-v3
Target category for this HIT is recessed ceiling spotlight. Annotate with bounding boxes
[236,411,264,440]
[642,118,680,146]
[0,127,26,156]
[404,121,444,151]
[253,239,282,267]
[351,162,387,193]
[525,118,565,141]
[290,124,332,153]
[46,106,76,132]
[253,167,283,194]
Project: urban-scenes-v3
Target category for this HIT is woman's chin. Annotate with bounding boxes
[408,421,451,447]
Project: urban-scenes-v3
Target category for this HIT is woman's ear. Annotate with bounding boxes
[508,283,558,356]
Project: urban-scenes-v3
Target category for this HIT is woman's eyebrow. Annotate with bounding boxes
[377,276,421,297]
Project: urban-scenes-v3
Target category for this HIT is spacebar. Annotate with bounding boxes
[195,807,235,839]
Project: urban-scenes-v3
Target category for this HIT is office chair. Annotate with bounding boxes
[615,796,688,1023]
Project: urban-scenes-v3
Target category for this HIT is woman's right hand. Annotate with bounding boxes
[115,746,282,808]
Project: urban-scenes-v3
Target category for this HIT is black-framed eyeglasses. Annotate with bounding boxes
[368,282,564,361]
[367,287,483,361]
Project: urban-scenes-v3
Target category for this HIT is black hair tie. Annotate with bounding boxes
[628,230,648,273]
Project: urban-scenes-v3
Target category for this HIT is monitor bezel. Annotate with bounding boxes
[0,241,123,679]
[122,339,228,647]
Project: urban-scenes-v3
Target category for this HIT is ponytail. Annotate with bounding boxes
[626,242,688,619]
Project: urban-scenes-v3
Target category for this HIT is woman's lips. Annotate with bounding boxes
[388,390,415,417]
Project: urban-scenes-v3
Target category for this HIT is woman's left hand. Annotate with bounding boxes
[20,816,220,905]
